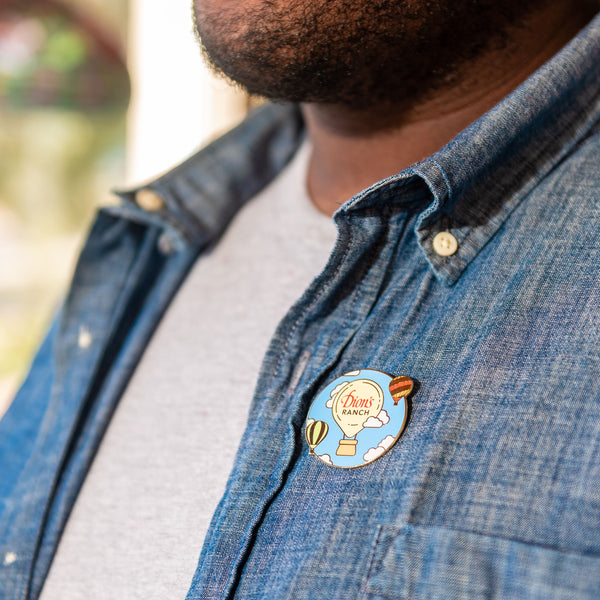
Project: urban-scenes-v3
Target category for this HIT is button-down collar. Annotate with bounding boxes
[114,105,305,252]
[343,13,600,285]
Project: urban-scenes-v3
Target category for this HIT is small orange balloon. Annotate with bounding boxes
[389,376,413,406]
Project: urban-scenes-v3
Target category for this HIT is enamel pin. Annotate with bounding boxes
[305,370,413,469]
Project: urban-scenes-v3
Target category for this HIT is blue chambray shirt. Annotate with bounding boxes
[2,13,600,600]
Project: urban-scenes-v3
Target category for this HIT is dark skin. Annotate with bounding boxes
[194,0,596,215]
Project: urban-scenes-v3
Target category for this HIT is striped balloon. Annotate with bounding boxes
[389,376,413,406]
[306,420,329,454]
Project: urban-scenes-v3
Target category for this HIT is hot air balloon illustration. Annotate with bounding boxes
[305,420,329,454]
[332,379,384,456]
[389,376,413,406]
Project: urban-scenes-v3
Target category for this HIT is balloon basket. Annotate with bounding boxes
[336,439,358,456]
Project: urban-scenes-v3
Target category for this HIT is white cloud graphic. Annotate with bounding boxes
[327,382,348,408]
[318,454,333,465]
[363,416,383,428]
[306,418,315,427]
[344,370,361,377]
[362,409,390,429]
[379,434,395,450]
[363,445,386,462]
[378,409,390,425]
[363,435,396,462]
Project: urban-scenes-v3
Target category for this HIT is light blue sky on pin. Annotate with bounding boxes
[306,369,407,468]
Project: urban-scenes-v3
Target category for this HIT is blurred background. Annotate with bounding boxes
[0,0,249,415]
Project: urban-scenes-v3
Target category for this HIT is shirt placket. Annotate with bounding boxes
[185,182,430,600]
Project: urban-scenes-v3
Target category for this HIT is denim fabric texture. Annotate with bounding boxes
[2,12,600,600]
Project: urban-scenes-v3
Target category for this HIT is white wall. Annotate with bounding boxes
[126,0,248,184]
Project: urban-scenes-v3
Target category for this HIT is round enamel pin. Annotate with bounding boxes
[305,370,413,469]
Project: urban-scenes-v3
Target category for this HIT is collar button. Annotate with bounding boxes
[432,231,458,257]
[135,189,165,212]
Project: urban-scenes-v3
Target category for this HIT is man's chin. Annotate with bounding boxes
[193,0,547,110]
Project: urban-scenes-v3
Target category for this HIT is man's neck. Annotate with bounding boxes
[303,2,595,216]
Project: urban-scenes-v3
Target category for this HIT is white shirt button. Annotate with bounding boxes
[78,326,93,349]
[432,231,458,257]
[4,552,17,566]
[135,189,165,212]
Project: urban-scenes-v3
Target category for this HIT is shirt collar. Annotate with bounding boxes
[337,12,600,284]
[410,12,600,285]
[114,103,305,251]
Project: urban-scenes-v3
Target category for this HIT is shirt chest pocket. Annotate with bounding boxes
[360,524,600,600]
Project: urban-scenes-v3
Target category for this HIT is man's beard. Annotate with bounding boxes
[193,0,547,110]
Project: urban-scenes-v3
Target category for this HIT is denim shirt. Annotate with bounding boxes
[2,13,600,600]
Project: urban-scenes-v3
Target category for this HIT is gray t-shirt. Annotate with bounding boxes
[40,141,337,600]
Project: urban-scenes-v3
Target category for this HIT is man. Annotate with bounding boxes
[1,0,600,598]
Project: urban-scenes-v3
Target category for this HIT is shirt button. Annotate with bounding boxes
[3,552,17,566]
[78,326,93,349]
[158,232,175,255]
[135,189,165,212]
[432,231,458,257]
